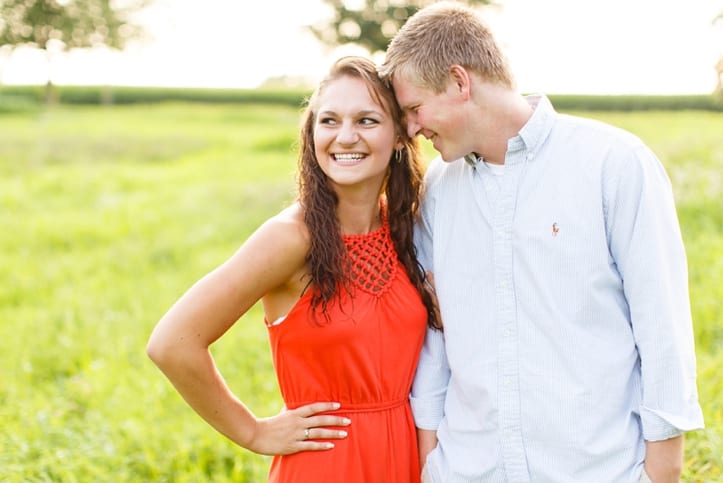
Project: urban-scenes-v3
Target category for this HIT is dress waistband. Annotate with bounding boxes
[288,397,408,413]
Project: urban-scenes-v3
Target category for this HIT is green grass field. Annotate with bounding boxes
[0,103,720,482]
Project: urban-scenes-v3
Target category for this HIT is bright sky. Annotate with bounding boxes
[1,0,721,95]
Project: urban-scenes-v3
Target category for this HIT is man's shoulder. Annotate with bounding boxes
[424,156,467,189]
[555,112,645,150]
[552,111,662,179]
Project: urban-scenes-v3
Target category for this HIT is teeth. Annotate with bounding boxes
[334,153,364,161]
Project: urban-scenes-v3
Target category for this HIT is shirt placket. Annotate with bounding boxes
[492,149,529,482]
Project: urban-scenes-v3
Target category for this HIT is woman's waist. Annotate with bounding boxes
[286,396,409,413]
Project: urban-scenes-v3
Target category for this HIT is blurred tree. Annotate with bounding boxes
[308,0,494,56]
[0,0,149,101]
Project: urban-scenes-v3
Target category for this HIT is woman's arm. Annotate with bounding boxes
[146,208,350,455]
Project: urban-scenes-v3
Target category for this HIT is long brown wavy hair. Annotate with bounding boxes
[297,56,440,330]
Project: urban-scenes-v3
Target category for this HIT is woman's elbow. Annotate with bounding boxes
[146,330,176,368]
[146,326,205,372]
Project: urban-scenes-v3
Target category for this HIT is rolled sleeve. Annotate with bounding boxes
[410,160,450,430]
[640,407,686,441]
[606,145,705,438]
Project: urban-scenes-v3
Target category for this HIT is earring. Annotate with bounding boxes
[394,149,402,163]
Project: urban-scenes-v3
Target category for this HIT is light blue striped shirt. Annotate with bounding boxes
[412,95,704,482]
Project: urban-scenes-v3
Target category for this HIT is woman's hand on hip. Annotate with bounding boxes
[247,402,351,455]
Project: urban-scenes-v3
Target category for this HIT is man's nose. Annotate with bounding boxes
[406,118,421,138]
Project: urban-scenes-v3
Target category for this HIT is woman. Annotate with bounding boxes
[146,56,440,482]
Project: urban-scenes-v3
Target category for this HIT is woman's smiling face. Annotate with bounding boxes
[313,75,400,192]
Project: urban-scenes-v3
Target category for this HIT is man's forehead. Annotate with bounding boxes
[391,77,419,106]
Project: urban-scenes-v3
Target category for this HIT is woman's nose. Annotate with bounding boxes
[336,122,359,145]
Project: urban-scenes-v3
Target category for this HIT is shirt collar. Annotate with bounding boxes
[464,94,556,166]
[464,153,482,166]
[511,94,557,158]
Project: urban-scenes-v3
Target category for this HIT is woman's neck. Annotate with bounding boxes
[337,195,383,235]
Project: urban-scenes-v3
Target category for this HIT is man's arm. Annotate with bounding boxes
[605,145,704,441]
[411,163,448,472]
[644,435,684,483]
[417,428,438,470]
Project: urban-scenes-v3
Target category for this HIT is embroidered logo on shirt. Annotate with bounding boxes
[552,222,560,237]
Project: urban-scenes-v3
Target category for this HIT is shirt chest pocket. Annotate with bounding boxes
[512,217,611,279]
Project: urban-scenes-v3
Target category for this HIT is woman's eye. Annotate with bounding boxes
[360,117,378,125]
[319,117,337,125]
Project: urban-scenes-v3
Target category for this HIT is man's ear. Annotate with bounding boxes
[449,64,472,99]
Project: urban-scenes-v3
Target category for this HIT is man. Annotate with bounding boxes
[379,2,704,482]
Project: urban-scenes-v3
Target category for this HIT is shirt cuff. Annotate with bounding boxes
[640,405,704,441]
[410,395,445,430]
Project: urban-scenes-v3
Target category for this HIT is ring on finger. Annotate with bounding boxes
[304,428,310,440]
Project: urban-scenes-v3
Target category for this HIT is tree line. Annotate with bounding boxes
[1,0,721,101]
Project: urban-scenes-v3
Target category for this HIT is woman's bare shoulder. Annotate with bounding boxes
[264,202,309,251]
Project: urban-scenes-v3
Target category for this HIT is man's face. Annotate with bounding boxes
[392,73,469,162]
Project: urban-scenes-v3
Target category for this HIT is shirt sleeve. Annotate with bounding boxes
[410,173,451,430]
[604,143,704,441]
[410,327,449,430]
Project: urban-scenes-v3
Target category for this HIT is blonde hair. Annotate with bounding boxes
[379,1,513,92]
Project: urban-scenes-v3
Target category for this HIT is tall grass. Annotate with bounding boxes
[0,104,720,482]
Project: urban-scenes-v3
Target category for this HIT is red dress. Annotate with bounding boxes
[266,220,427,483]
